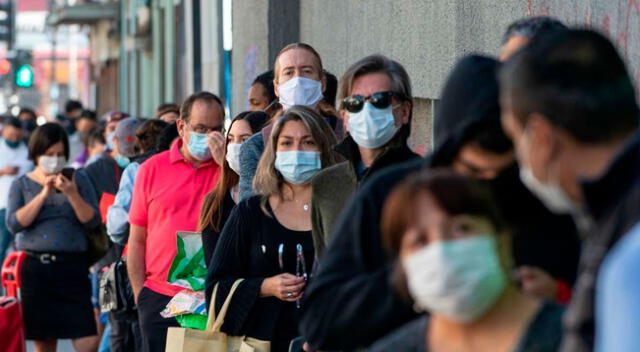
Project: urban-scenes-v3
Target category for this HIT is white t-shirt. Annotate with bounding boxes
[0,139,33,209]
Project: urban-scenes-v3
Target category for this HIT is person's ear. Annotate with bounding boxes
[400,100,411,125]
[273,79,280,98]
[526,113,556,182]
[176,118,186,139]
[321,76,327,93]
[340,110,350,133]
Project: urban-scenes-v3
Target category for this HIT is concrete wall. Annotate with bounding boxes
[231,0,640,151]
[231,0,270,115]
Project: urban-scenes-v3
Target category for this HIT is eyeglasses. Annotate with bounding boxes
[187,123,224,134]
[342,91,401,113]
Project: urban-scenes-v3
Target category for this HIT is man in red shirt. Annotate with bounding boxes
[128,91,225,351]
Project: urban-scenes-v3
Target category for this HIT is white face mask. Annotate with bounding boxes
[517,129,580,215]
[519,166,579,214]
[348,102,399,149]
[226,143,243,175]
[277,77,323,110]
[39,156,66,175]
[403,235,507,323]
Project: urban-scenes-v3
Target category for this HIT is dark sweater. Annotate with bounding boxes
[311,136,419,257]
[205,195,315,352]
[561,134,640,352]
[370,302,565,352]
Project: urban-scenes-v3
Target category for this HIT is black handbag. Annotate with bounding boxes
[99,257,136,318]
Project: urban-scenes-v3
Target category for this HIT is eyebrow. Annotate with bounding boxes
[281,65,316,71]
[279,134,313,139]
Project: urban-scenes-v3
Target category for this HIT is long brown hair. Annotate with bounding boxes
[197,111,268,232]
[253,106,340,214]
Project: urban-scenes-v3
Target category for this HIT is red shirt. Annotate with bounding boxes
[129,140,220,296]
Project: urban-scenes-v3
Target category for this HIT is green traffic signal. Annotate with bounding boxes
[15,64,33,88]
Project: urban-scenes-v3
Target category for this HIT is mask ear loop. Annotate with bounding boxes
[263,99,278,113]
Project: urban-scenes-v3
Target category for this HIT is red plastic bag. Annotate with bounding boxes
[0,251,26,352]
[0,297,26,352]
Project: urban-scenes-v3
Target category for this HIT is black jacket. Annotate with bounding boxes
[561,135,640,352]
[299,55,581,350]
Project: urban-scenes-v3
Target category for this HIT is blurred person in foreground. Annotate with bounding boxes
[371,170,563,351]
[500,29,640,352]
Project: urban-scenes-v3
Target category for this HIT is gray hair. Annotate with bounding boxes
[502,16,567,44]
[337,54,413,139]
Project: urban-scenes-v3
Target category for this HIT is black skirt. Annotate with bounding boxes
[20,253,97,340]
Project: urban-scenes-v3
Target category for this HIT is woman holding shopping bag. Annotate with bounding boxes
[205,105,340,351]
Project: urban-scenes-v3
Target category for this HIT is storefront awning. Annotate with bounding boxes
[47,2,119,26]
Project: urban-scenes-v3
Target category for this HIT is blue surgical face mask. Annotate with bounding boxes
[347,102,399,149]
[114,155,130,169]
[186,131,212,161]
[106,131,116,151]
[5,139,20,149]
[275,151,321,185]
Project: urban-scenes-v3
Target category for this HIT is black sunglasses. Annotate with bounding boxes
[342,91,401,113]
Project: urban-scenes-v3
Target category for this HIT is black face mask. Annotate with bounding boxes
[21,120,37,133]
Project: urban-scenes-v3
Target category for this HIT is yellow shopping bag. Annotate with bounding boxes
[165,279,271,352]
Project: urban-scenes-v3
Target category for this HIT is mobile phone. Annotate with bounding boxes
[288,336,305,352]
[61,167,75,180]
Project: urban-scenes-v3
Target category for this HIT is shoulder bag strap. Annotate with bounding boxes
[205,278,245,332]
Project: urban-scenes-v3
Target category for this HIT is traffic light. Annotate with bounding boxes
[0,58,9,75]
[0,2,14,49]
[15,64,33,88]
[12,50,34,89]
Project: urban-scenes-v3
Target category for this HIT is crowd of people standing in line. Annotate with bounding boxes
[1,14,639,352]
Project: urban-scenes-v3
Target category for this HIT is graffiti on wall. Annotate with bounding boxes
[527,0,640,90]
[244,44,259,111]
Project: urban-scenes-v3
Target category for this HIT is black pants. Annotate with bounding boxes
[109,311,142,352]
[137,287,179,352]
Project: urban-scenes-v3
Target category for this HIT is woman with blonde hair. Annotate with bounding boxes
[206,105,339,351]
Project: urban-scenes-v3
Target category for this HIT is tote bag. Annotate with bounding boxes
[165,279,271,352]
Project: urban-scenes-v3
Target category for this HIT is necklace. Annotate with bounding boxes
[291,198,311,211]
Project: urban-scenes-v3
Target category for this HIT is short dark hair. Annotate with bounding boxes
[252,71,276,103]
[323,70,338,107]
[64,100,83,114]
[500,29,639,143]
[18,108,36,120]
[180,91,224,122]
[155,103,180,118]
[503,16,567,44]
[28,123,70,162]
[84,124,106,148]
[5,117,22,129]
[155,122,180,152]
[136,119,168,153]
[79,109,97,121]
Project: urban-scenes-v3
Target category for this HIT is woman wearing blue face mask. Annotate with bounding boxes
[310,54,420,260]
[206,106,340,352]
[198,111,268,265]
[370,170,564,352]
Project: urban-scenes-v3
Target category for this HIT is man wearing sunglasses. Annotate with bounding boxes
[300,54,581,350]
[310,55,419,259]
[127,91,225,351]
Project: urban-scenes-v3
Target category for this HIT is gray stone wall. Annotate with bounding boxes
[231,0,640,151]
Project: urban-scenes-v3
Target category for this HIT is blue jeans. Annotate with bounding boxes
[0,208,12,265]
